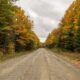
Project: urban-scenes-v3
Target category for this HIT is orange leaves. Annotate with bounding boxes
[45,28,60,47]
[13,7,40,50]
[46,0,80,51]
[74,26,79,30]
[16,39,26,46]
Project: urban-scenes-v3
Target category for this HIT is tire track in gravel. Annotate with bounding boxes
[45,50,80,80]
[0,48,80,80]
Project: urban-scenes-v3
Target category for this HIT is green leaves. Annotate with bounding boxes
[0,0,40,53]
[46,0,80,52]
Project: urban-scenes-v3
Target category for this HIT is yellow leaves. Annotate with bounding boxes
[45,27,62,47]
[62,26,70,33]
[16,39,26,46]
[45,0,80,51]
[61,35,67,40]
[15,7,32,30]
[7,42,15,49]
[74,26,78,30]
[13,6,40,50]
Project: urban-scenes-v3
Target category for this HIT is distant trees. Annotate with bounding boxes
[25,31,40,50]
[0,0,40,54]
[45,0,80,52]
[45,28,60,48]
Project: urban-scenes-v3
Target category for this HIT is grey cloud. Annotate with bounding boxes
[25,0,74,20]
[32,16,58,39]
[25,0,62,20]
[17,0,74,42]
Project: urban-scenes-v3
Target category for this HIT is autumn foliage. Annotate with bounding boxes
[45,0,80,52]
[0,0,40,55]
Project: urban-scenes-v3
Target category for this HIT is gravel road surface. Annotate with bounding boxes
[0,48,80,80]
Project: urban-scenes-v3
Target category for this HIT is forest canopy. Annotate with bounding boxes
[0,0,40,55]
[45,0,80,52]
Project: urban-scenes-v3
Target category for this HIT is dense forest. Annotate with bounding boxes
[0,0,40,57]
[45,0,80,52]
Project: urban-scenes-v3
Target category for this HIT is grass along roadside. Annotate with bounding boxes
[0,50,34,62]
[50,48,80,68]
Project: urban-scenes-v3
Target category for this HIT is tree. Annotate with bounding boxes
[45,0,80,52]
[74,11,80,52]
[0,0,17,54]
[45,28,60,48]
[0,0,40,54]
[13,7,40,51]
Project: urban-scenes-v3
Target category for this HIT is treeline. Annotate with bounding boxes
[45,0,80,52]
[0,0,40,55]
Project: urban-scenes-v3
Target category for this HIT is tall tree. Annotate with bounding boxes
[0,0,17,54]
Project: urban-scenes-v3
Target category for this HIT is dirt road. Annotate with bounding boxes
[0,48,80,80]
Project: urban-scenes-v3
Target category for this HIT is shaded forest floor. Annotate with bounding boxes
[0,50,34,62]
[50,48,80,68]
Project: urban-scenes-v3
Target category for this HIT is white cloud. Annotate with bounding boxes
[16,0,74,42]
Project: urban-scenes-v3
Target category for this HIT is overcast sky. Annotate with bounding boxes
[16,0,74,42]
